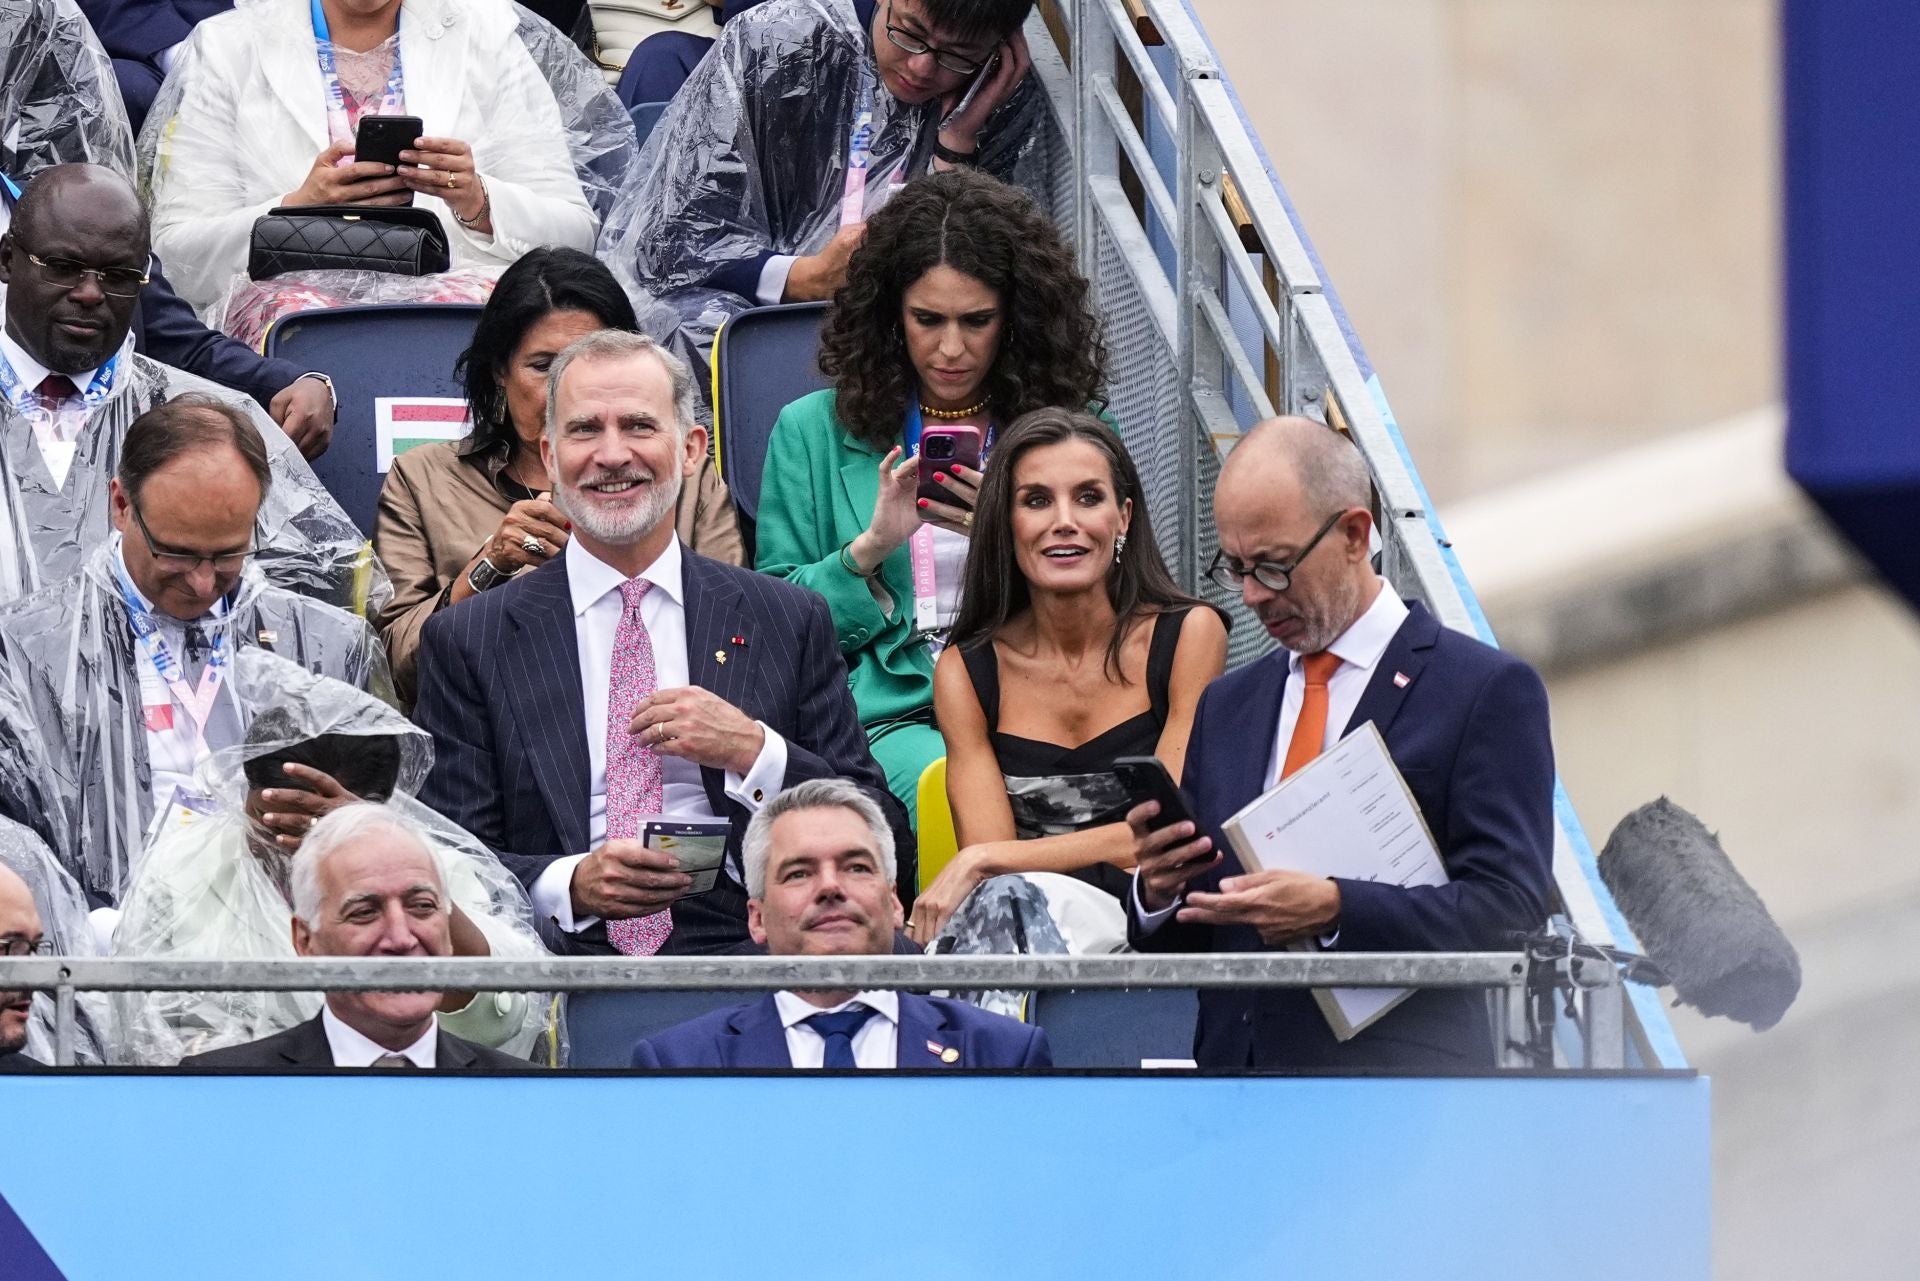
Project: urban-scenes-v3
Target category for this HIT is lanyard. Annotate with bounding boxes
[840,68,907,228]
[0,345,121,489]
[113,544,232,751]
[311,0,406,151]
[0,348,119,416]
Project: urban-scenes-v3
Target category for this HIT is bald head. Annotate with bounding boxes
[1212,416,1380,653]
[1218,416,1371,517]
[9,164,148,252]
[0,861,42,1056]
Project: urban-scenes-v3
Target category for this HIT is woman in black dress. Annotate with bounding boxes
[914,409,1228,946]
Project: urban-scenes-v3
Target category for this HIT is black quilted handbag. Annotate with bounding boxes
[246,204,451,280]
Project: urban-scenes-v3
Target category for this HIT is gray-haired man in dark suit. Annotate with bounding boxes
[413,331,910,957]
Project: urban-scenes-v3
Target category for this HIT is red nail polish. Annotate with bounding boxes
[934,472,947,484]
[917,498,929,508]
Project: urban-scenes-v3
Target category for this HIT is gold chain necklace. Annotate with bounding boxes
[919,398,990,421]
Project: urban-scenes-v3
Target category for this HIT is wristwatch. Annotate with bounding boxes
[466,555,520,594]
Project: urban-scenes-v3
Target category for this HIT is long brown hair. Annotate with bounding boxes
[947,408,1224,680]
[817,170,1107,452]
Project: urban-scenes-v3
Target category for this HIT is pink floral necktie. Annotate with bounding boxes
[603,577,673,956]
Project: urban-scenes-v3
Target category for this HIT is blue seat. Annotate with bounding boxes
[629,100,669,150]
[263,303,486,537]
[566,989,755,1068]
[1026,988,1199,1069]
[710,301,831,523]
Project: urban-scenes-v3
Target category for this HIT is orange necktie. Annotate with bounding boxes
[1280,651,1343,780]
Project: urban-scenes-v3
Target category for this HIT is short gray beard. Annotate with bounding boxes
[555,448,683,546]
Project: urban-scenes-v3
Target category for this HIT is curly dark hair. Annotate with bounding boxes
[818,169,1107,451]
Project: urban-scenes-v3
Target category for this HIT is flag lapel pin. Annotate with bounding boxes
[928,1040,959,1064]
[1393,671,1411,688]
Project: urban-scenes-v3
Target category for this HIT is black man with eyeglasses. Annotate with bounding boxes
[1122,416,1558,1071]
[0,165,374,611]
[601,0,1039,354]
[0,392,387,909]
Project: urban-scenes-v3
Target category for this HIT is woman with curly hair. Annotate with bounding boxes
[755,169,1107,820]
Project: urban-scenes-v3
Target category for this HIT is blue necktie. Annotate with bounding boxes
[805,1006,877,1068]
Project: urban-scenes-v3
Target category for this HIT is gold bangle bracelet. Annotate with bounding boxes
[838,542,882,578]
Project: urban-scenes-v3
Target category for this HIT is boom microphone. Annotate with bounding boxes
[1597,797,1801,1031]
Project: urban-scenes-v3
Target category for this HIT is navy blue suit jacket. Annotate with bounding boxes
[630,992,1052,1069]
[412,548,912,954]
[1131,601,1556,1070]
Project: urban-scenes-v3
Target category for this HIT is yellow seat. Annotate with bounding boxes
[916,756,959,894]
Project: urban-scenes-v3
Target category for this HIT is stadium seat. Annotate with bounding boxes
[1027,988,1199,1068]
[262,303,486,537]
[629,100,668,149]
[710,301,831,523]
[916,756,959,893]
[566,989,755,1068]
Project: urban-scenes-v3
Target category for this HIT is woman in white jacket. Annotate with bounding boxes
[139,0,635,334]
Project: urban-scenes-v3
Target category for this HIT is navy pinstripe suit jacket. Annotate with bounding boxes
[411,547,911,954]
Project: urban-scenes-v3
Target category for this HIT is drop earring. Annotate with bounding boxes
[1113,533,1128,562]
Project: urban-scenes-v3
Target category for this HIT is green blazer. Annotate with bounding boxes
[755,389,932,729]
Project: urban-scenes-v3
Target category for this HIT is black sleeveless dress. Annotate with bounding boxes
[959,609,1189,901]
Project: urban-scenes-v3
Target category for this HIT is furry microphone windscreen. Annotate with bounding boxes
[1598,797,1802,1031]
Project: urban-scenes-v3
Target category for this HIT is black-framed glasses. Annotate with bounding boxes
[22,250,150,298]
[130,500,257,574]
[0,935,53,958]
[1206,508,1350,594]
[884,0,990,75]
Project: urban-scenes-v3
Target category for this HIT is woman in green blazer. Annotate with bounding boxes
[756,170,1109,819]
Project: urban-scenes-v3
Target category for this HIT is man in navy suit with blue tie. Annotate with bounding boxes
[632,778,1049,1070]
[414,331,911,957]
[1127,417,1556,1070]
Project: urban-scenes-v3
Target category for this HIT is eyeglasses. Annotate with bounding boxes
[130,500,257,574]
[0,936,53,958]
[22,250,150,298]
[884,0,990,75]
[1206,509,1349,594]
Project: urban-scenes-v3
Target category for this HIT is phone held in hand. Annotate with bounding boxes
[354,113,423,167]
[940,48,1002,131]
[1112,755,1198,832]
[643,820,730,897]
[917,425,982,506]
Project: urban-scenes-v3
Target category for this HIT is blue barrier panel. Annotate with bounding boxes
[1,1073,1708,1280]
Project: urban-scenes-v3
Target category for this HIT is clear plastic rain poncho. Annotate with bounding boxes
[136,0,639,321]
[0,0,135,180]
[598,0,1056,360]
[109,648,554,1065]
[0,815,112,1065]
[0,540,391,908]
[0,342,386,612]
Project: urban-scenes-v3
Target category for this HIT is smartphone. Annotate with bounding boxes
[940,48,1002,131]
[917,425,982,506]
[1112,755,1198,833]
[354,114,423,168]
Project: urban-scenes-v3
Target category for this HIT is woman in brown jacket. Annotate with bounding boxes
[373,248,743,704]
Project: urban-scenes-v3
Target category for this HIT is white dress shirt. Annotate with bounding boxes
[1134,582,1409,933]
[773,990,900,1069]
[0,325,108,489]
[321,1006,439,1068]
[114,537,243,824]
[531,535,789,932]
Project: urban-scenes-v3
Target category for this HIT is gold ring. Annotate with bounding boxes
[963,511,974,529]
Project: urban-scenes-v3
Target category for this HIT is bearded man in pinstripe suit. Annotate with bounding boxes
[413,331,910,955]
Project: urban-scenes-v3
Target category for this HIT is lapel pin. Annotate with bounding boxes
[730,633,747,647]
[930,1042,959,1064]
[1393,671,1410,688]
[257,628,278,646]
[715,649,728,665]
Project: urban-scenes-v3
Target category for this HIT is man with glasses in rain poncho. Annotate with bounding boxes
[0,393,386,911]
[599,0,1053,359]
[0,817,114,1066]
[0,165,375,609]
[111,651,553,1066]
